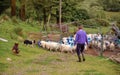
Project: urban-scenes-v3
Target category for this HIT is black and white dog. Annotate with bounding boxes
[24,40,35,47]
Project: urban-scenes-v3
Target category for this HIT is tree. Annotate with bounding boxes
[72,9,90,21]
[25,0,85,25]
[0,0,10,14]
[19,0,26,21]
[98,0,120,12]
[11,0,16,16]
[33,0,56,30]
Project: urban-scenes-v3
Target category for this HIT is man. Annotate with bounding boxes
[74,25,88,62]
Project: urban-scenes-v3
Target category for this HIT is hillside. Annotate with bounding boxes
[0,0,120,74]
[0,17,120,75]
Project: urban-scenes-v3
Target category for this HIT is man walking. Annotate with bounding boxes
[74,25,88,62]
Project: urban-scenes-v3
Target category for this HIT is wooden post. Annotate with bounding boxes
[98,27,103,56]
[100,34,103,56]
[59,0,62,32]
[11,0,16,16]
[59,0,62,41]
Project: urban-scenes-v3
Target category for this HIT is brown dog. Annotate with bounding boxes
[12,43,20,54]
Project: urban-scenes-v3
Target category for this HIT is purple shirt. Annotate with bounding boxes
[74,29,88,45]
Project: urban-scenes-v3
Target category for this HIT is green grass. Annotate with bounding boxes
[69,25,110,34]
[1,49,120,75]
[0,19,120,75]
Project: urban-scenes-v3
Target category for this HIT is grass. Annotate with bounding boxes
[0,19,120,75]
[0,48,120,75]
[69,25,110,34]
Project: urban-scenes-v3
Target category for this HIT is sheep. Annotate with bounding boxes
[97,41,107,51]
[60,44,73,53]
[110,42,115,51]
[41,40,47,48]
[87,34,93,43]
[104,40,110,49]
[84,44,88,51]
[92,40,98,48]
[72,45,76,53]
[45,41,51,50]
[103,43,107,51]
[49,42,61,51]
[62,37,68,45]
[97,41,101,49]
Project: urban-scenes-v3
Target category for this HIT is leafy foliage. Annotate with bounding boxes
[0,0,10,14]
[72,9,90,21]
[98,0,120,12]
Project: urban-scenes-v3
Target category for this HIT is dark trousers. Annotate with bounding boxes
[76,43,85,56]
[76,43,85,62]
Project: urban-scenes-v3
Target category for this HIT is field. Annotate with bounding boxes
[0,19,120,75]
[0,41,120,75]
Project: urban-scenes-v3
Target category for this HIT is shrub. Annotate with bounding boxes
[79,19,100,28]
[72,9,90,21]
[117,22,120,29]
[73,19,110,28]
[95,19,110,26]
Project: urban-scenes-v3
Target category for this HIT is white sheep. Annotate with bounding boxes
[110,42,115,51]
[84,44,88,51]
[62,37,68,45]
[45,41,51,50]
[72,45,76,53]
[60,44,73,53]
[103,43,107,51]
[104,40,110,49]
[41,41,47,48]
[49,42,61,51]
[97,41,107,51]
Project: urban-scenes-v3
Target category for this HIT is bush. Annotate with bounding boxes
[117,22,120,29]
[73,19,110,28]
[72,9,90,21]
[95,19,110,26]
[98,0,120,12]
[79,19,100,28]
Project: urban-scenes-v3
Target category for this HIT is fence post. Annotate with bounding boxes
[98,27,103,56]
[100,34,103,56]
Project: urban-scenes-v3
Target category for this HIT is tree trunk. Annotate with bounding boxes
[43,8,47,31]
[20,0,25,21]
[20,4,25,21]
[11,0,16,16]
[56,10,59,24]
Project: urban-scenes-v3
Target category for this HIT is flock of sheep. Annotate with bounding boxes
[38,36,87,53]
[88,33,118,51]
[37,33,119,53]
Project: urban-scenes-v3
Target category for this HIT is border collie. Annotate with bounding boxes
[24,40,35,47]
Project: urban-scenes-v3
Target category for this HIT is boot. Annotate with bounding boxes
[78,56,81,62]
[83,58,85,61]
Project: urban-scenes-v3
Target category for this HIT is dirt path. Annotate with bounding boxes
[85,48,120,58]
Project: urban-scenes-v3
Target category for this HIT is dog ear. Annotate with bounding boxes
[15,43,19,46]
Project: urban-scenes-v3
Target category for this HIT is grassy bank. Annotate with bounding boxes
[0,19,120,75]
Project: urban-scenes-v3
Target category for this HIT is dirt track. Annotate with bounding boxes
[85,48,120,58]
